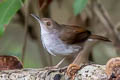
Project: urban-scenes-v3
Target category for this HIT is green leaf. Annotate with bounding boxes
[0,0,23,37]
[73,0,88,15]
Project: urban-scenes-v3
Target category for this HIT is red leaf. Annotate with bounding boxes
[0,55,23,70]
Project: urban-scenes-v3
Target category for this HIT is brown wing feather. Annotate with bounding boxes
[59,25,91,44]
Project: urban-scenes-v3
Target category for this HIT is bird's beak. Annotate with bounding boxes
[31,14,46,29]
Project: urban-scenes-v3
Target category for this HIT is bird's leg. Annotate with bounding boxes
[66,51,87,80]
[67,40,98,80]
[54,57,66,68]
[45,57,66,70]
[44,57,67,77]
[67,64,80,80]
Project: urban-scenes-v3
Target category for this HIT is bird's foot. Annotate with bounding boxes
[67,64,80,80]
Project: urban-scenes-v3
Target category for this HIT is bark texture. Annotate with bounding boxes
[0,64,108,80]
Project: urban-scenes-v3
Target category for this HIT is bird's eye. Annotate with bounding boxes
[46,21,51,26]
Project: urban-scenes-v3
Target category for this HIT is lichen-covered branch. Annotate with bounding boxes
[0,64,108,80]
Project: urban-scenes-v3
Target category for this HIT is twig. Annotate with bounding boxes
[39,0,47,12]
[92,0,120,49]
[21,0,29,64]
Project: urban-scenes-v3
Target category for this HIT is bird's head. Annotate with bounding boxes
[31,14,60,33]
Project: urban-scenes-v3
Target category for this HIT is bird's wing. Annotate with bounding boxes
[59,25,91,44]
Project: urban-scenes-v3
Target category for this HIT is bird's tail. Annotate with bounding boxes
[89,35,111,42]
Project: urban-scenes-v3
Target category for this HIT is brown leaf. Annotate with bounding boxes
[0,55,23,70]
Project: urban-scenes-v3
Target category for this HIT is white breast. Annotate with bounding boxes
[41,29,81,56]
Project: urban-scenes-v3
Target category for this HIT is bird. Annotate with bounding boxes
[31,14,110,57]
[31,14,111,80]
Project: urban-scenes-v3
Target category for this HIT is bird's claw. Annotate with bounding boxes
[67,64,80,80]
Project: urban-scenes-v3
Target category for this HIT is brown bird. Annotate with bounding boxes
[31,14,110,56]
[31,14,110,80]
